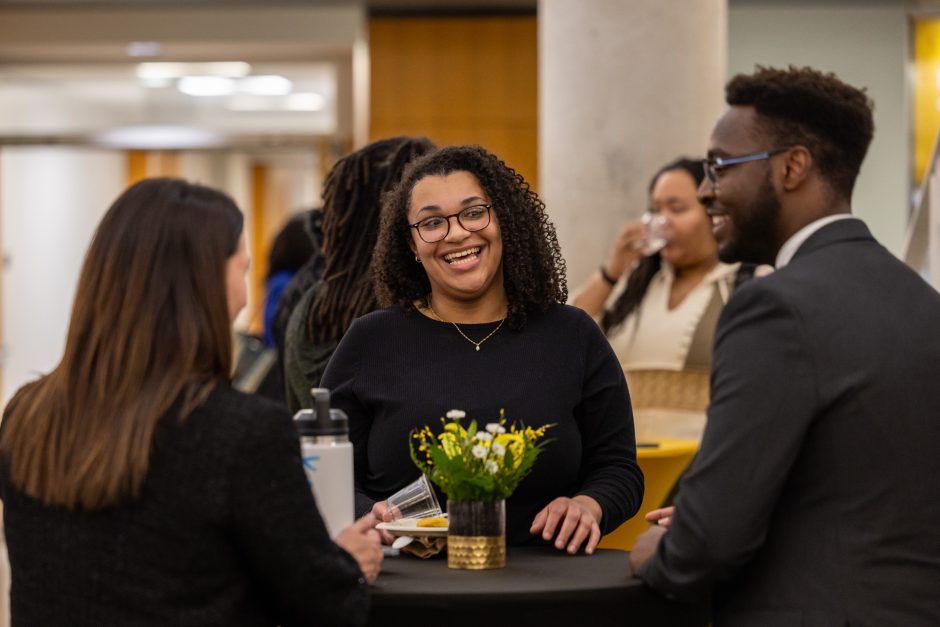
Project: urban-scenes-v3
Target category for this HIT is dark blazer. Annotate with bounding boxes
[1,384,368,627]
[637,218,940,627]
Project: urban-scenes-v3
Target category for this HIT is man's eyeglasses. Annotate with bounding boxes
[410,204,492,243]
[702,147,793,184]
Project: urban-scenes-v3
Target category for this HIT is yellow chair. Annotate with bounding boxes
[598,437,698,551]
[598,369,708,551]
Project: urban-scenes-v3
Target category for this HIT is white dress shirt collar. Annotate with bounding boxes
[775,213,857,269]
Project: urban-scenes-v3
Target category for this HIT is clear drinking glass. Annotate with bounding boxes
[640,212,669,255]
[385,474,442,521]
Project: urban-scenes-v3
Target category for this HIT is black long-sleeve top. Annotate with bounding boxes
[0,384,369,627]
[321,304,644,546]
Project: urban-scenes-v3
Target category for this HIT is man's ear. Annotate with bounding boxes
[781,146,812,191]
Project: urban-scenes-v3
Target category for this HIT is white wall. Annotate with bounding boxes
[1,147,125,404]
[728,3,911,254]
[540,0,727,287]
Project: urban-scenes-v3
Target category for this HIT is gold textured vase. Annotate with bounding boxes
[447,499,506,570]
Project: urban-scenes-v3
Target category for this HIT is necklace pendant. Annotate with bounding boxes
[475,345,480,351]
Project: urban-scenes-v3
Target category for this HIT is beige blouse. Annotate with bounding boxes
[605,261,740,441]
[607,261,739,372]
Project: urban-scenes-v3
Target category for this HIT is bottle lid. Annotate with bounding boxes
[293,387,349,437]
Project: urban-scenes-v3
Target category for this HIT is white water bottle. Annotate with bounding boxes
[294,388,354,538]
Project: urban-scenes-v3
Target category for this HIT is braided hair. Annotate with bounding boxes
[308,136,435,343]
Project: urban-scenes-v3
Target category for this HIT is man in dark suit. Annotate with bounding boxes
[630,66,940,626]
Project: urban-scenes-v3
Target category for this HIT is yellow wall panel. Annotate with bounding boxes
[914,19,940,183]
[369,16,538,189]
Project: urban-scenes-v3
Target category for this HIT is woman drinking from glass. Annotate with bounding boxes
[321,145,643,554]
[572,158,762,441]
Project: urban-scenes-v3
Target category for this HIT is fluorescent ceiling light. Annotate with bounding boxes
[178,76,236,97]
[94,125,226,149]
[225,95,276,111]
[238,75,293,96]
[127,41,162,58]
[225,92,326,112]
[286,93,326,111]
[137,62,250,80]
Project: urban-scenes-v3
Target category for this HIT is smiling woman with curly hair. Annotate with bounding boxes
[321,145,643,554]
[373,145,567,329]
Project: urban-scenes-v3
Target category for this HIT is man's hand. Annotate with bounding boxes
[629,524,667,574]
[645,505,675,527]
[530,495,603,555]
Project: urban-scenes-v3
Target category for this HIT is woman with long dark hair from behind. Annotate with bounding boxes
[0,178,379,627]
[283,136,435,412]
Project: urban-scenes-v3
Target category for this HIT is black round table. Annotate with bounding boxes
[368,547,707,626]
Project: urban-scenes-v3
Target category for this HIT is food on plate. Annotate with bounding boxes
[415,516,448,528]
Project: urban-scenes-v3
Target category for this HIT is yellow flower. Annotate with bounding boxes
[495,432,526,468]
[443,422,467,438]
[439,432,460,458]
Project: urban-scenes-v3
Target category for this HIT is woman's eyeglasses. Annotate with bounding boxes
[410,204,492,243]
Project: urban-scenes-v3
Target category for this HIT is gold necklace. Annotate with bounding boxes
[426,298,506,352]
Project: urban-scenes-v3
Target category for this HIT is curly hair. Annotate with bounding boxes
[726,65,874,202]
[372,145,567,330]
[308,136,435,344]
[601,158,705,335]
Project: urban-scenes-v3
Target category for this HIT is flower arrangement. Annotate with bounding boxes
[410,409,552,502]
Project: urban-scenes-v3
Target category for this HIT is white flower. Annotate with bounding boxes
[475,431,493,442]
[446,409,467,420]
[485,460,499,474]
[472,444,488,459]
[485,423,506,435]
[491,442,506,457]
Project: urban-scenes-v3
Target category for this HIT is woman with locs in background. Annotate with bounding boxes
[282,136,435,412]
[0,178,380,627]
[322,145,644,554]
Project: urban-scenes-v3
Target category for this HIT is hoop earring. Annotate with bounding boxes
[415,254,421,263]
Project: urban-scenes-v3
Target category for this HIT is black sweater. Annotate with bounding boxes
[0,384,368,627]
[321,304,644,546]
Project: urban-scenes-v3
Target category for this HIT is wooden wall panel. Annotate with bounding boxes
[369,16,538,190]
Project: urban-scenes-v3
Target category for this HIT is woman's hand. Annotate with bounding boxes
[604,221,647,280]
[370,501,395,544]
[335,514,384,584]
[530,495,603,555]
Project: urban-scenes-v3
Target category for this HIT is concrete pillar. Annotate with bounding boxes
[539,0,727,288]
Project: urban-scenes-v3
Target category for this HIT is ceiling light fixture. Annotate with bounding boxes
[126,41,162,58]
[178,76,237,97]
[94,125,226,149]
[238,75,293,96]
[286,93,326,111]
[137,62,251,80]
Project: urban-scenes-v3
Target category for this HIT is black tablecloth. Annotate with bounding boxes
[368,547,707,626]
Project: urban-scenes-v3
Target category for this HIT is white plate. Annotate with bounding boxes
[376,517,448,537]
